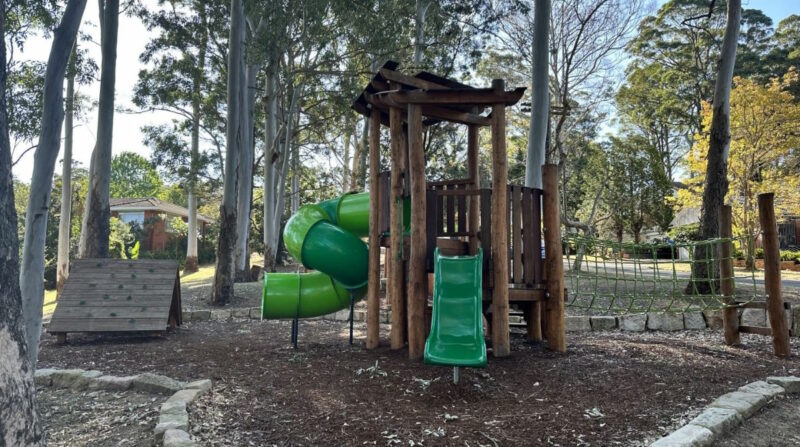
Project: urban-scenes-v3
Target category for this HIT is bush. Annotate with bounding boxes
[755,248,764,259]
[780,250,800,262]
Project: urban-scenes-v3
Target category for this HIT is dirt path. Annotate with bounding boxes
[37,320,800,446]
[715,395,800,446]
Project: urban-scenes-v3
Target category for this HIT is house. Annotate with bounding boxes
[670,206,800,249]
[110,198,213,252]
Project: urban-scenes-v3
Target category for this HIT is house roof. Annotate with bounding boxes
[110,198,213,224]
[670,207,700,228]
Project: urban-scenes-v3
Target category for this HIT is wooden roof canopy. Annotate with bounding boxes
[351,60,526,127]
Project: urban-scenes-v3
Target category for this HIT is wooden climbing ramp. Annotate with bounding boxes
[49,259,182,341]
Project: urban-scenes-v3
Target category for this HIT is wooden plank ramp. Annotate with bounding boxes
[48,259,182,341]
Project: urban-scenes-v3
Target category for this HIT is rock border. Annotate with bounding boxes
[34,368,211,447]
[649,376,800,446]
[181,307,799,336]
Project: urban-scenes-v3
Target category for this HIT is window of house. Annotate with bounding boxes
[118,212,145,225]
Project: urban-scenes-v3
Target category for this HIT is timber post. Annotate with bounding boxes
[542,164,566,352]
[467,124,480,255]
[758,193,791,357]
[389,101,406,349]
[366,108,381,349]
[719,205,739,346]
[407,103,426,359]
[490,79,510,357]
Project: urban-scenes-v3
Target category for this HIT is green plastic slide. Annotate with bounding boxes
[262,192,409,319]
[424,248,487,368]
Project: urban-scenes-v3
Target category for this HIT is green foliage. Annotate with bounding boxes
[109,217,137,259]
[667,223,700,243]
[110,152,163,198]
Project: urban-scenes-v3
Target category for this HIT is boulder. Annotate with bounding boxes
[647,313,684,331]
[683,312,707,330]
[565,316,591,332]
[709,391,768,418]
[185,379,212,393]
[49,369,86,389]
[88,375,135,391]
[34,368,59,386]
[738,380,785,399]
[590,316,617,331]
[167,389,204,406]
[650,424,713,447]
[191,310,211,322]
[619,314,647,332]
[133,373,183,395]
[766,376,800,394]
[688,407,742,435]
[702,310,723,330]
[163,429,197,447]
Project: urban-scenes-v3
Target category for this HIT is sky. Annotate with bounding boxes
[9,0,800,183]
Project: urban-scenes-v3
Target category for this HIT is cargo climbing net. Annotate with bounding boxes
[562,234,766,315]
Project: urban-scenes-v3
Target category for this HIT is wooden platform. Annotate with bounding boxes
[48,259,182,339]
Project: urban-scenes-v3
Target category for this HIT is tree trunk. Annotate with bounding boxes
[525,0,551,189]
[20,0,87,366]
[79,0,118,259]
[263,57,279,272]
[0,8,44,442]
[57,44,78,293]
[413,0,429,67]
[212,0,244,305]
[185,2,209,275]
[690,0,740,294]
[234,63,256,281]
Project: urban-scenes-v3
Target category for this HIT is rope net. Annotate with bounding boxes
[563,234,764,315]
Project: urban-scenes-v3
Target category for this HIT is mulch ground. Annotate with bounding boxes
[38,320,800,446]
[37,387,161,447]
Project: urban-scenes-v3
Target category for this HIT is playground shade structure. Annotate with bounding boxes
[262,192,408,319]
[424,249,487,368]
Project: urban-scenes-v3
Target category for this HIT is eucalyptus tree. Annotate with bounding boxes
[79,0,119,259]
[1,2,45,441]
[19,0,87,367]
[212,0,245,305]
[692,0,740,292]
[134,0,228,273]
[57,42,96,293]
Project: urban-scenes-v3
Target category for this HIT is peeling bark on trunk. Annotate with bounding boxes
[20,0,87,366]
[79,0,118,259]
[690,0,740,294]
[57,44,78,293]
[212,0,244,305]
[0,8,44,442]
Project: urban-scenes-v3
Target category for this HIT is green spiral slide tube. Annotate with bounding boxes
[262,192,374,319]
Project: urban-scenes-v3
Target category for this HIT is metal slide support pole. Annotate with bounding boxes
[349,292,355,345]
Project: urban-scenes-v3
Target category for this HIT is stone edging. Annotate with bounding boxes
[34,368,211,447]
[650,376,800,446]
[563,307,798,334]
[181,307,799,336]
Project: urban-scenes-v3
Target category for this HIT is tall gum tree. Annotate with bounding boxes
[0,3,44,443]
[20,0,88,366]
[691,0,740,293]
[212,0,244,305]
[79,0,119,259]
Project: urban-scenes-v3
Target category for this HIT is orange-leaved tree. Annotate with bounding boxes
[677,70,800,268]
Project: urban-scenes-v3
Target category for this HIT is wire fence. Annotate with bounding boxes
[562,234,765,315]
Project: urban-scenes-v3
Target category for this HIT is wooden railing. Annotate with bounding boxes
[376,171,545,290]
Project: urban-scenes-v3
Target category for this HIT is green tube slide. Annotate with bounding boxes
[262,192,389,319]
